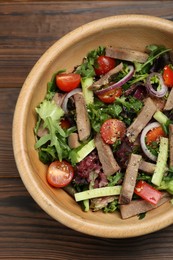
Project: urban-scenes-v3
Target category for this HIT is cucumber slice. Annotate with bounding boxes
[75,186,122,202]
[81,77,94,104]
[153,111,169,125]
[151,137,169,186]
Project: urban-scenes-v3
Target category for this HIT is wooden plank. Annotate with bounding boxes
[0,1,173,88]
[0,178,173,259]
[1,2,173,259]
[0,88,20,178]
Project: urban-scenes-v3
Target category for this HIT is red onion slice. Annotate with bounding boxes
[95,65,134,95]
[140,122,161,161]
[145,72,168,98]
[62,88,82,113]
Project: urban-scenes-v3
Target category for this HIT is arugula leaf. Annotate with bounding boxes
[135,44,171,73]
[107,172,123,186]
[38,147,56,164]
[76,46,105,78]
[46,69,66,100]
[35,99,75,162]
[34,134,51,149]
[88,98,123,132]
[88,96,143,133]
[115,96,143,113]
[103,199,119,213]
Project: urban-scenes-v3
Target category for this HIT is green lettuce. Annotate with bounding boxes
[35,100,76,163]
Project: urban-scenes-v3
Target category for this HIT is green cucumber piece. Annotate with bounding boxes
[81,77,94,104]
[76,139,95,163]
[75,186,122,202]
[153,111,169,125]
[151,137,169,186]
[81,199,90,212]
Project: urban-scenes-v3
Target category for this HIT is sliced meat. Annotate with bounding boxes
[152,97,166,111]
[169,124,173,167]
[90,196,116,211]
[68,133,80,149]
[94,133,120,176]
[89,63,123,90]
[53,92,66,107]
[119,154,142,204]
[105,46,149,63]
[164,88,173,110]
[126,97,157,142]
[139,160,156,174]
[120,192,170,219]
[74,93,91,141]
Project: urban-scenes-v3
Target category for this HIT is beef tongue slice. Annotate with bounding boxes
[74,93,91,141]
[94,133,120,176]
[120,192,170,219]
[119,153,142,205]
[126,97,157,143]
[164,88,173,110]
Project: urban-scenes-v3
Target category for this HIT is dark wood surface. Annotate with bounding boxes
[1,1,173,259]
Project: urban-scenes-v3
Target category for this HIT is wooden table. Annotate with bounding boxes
[1,1,173,259]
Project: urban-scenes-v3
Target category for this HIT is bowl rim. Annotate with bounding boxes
[13,14,173,238]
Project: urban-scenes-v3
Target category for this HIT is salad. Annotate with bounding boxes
[34,44,173,219]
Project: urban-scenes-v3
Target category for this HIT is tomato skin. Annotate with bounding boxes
[134,180,162,205]
[56,73,81,92]
[100,119,126,144]
[94,56,116,76]
[146,126,166,145]
[47,160,74,188]
[97,87,122,104]
[163,65,173,87]
[60,118,71,129]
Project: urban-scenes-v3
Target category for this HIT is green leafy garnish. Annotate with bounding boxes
[46,69,66,100]
[107,172,123,186]
[103,199,119,213]
[35,99,64,124]
[116,96,144,113]
[76,46,105,78]
[35,100,75,163]
[135,44,171,73]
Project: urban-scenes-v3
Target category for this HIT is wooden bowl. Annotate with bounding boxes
[13,15,173,238]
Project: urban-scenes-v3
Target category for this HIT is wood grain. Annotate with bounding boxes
[0,1,173,88]
[1,1,173,259]
[1,179,173,260]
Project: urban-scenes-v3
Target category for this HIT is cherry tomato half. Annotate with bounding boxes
[100,119,126,144]
[146,126,166,145]
[163,65,173,87]
[94,56,116,76]
[97,87,122,104]
[47,160,74,188]
[56,73,81,92]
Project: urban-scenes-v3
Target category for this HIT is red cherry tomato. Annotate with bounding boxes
[134,180,162,205]
[163,65,173,87]
[100,119,126,144]
[94,56,116,76]
[56,73,81,92]
[97,87,122,104]
[47,160,74,188]
[146,126,166,145]
[60,118,71,129]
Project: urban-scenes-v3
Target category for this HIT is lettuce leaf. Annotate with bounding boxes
[35,99,64,124]
[35,99,75,163]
